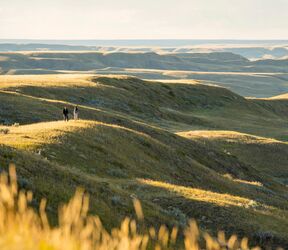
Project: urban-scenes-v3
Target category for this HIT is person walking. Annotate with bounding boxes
[63,107,69,121]
[73,105,79,120]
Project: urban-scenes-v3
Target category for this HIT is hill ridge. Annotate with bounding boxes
[1,75,288,247]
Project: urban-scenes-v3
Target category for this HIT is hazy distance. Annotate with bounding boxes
[1,0,288,40]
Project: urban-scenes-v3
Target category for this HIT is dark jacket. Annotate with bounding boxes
[63,108,69,115]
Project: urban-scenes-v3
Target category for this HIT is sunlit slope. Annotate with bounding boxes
[0,74,288,139]
[1,75,288,246]
[1,120,288,247]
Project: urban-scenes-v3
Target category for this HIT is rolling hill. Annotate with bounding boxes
[1,51,288,98]
[0,74,288,248]
[1,40,288,60]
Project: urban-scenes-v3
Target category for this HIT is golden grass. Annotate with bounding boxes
[222,174,263,187]
[139,179,260,209]
[0,121,91,149]
[0,74,143,90]
[0,74,95,89]
[178,130,285,145]
[261,93,288,100]
[0,75,288,248]
[0,120,157,150]
[0,164,264,250]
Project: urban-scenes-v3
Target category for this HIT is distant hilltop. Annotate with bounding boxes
[0,40,288,60]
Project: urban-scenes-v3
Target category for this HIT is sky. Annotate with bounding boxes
[1,0,288,40]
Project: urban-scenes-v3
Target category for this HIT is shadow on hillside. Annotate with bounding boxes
[1,141,288,248]
[1,86,288,199]
[3,76,288,139]
[134,179,288,249]
[0,143,141,228]
[1,138,288,248]
[2,76,243,117]
[252,98,288,117]
[1,76,288,248]
[14,121,286,209]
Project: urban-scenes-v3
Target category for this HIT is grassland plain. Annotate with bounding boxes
[0,74,288,248]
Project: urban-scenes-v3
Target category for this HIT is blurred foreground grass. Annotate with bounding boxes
[0,164,275,250]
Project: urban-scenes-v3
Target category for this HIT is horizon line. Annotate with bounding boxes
[1,38,288,41]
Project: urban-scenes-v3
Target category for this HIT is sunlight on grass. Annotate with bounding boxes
[0,121,92,149]
[0,74,140,90]
[0,74,95,89]
[0,164,263,250]
[222,174,263,187]
[138,179,257,208]
[177,130,282,145]
[0,120,162,150]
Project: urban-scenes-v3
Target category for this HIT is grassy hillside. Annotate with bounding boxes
[0,166,266,250]
[0,42,287,60]
[2,51,288,98]
[0,75,288,248]
[0,51,249,73]
[179,131,288,185]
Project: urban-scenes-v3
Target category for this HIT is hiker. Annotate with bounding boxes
[73,105,79,120]
[63,107,69,121]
